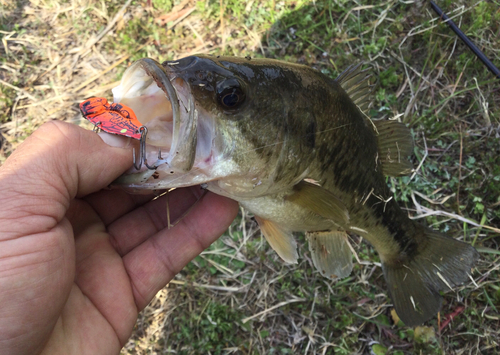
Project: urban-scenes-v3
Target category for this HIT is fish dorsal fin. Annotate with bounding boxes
[373,119,414,176]
[255,216,298,264]
[306,230,353,279]
[287,181,349,227]
[335,63,374,115]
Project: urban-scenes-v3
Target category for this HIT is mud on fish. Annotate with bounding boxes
[109,55,478,326]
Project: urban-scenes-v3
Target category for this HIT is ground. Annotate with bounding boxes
[1,0,499,354]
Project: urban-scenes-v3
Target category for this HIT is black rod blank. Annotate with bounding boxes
[429,1,500,79]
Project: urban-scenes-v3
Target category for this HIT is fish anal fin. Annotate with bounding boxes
[255,216,298,264]
[335,63,374,115]
[374,119,414,177]
[383,228,479,326]
[306,230,353,279]
[287,181,349,227]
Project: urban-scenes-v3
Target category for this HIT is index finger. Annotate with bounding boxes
[0,121,132,238]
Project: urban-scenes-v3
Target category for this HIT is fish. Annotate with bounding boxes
[109,55,479,326]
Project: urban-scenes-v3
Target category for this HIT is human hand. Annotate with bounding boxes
[0,121,239,355]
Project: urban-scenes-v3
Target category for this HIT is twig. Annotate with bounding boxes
[412,190,454,205]
[410,204,500,234]
[0,79,37,101]
[473,77,491,126]
[16,94,71,110]
[220,0,225,51]
[409,133,428,182]
[242,298,306,323]
[457,126,463,212]
[399,3,477,48]
[429,1,500,79]
[28,55,66,85]
[201,255,235,276]
[169,279,240,292]
[439,306,465,332]
[78,0,133,56]
[169,7,196,29]
[71,55,129,93]
[154,0,192,26]
[341,5,376,28]
[80,80,121,98]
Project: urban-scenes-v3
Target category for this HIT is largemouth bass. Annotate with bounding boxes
[109,56,478,326]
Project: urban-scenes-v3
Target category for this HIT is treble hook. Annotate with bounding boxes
[133,126,162,170]
[132,148,143,170]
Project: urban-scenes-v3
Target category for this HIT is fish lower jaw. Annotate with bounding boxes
[116,143,218,189]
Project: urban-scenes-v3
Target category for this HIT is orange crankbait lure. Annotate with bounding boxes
[79,97,143,139]
[79,97,158,170]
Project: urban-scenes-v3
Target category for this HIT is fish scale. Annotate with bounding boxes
[107,55,479,326]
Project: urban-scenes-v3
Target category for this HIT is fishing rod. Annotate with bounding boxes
[429,1,500,80]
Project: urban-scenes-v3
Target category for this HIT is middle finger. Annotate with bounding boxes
[106,186,206,256]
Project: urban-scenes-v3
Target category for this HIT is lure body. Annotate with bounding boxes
[79,97,143,139]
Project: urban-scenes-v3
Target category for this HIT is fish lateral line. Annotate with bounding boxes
[232,122,355,157]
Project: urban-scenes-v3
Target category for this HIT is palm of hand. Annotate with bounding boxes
[0,122,238,355]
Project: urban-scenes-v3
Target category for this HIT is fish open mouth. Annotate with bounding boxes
[111,58,203,186]
[110,58,218,189]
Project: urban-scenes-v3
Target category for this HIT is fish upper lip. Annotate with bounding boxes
[138,58,182,157]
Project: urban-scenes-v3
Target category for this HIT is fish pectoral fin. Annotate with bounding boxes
[374,119,414,177]
[306,230,353,279]
[255,216,298,264]
[382,228,479,327]
[335,63,374,115]
[286,180,349,226]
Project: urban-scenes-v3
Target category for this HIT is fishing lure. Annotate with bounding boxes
[79,97,158,170]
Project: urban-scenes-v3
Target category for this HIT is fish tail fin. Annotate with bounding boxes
[382,227,479,326]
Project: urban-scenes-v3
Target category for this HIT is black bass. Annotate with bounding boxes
[110,56,478,326]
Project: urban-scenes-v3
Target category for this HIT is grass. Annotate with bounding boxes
[1,0,500,354]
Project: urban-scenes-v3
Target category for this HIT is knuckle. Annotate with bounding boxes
[35,121,81,148]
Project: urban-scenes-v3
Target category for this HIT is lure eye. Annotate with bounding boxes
[216,78,246,109]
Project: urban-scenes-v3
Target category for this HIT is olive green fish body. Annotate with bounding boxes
[111,55,478,326]
[189,58,415,265]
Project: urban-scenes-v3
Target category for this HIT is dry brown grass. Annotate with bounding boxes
[1,0,499,354]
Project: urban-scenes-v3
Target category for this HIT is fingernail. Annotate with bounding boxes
[99,132,131,148]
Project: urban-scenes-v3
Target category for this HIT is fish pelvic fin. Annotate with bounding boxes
[374,119,414,176]
[382,228,479,327]
[255,216,298,264]
[335,63,374,115]
[287,180,350,227]
[306,230,353,280]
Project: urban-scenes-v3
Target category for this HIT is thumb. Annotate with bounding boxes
[0,121,135,355]
[0,121,133,225]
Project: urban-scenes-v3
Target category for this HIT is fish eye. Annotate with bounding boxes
[216,79,246,109]
[219,88,244,108]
